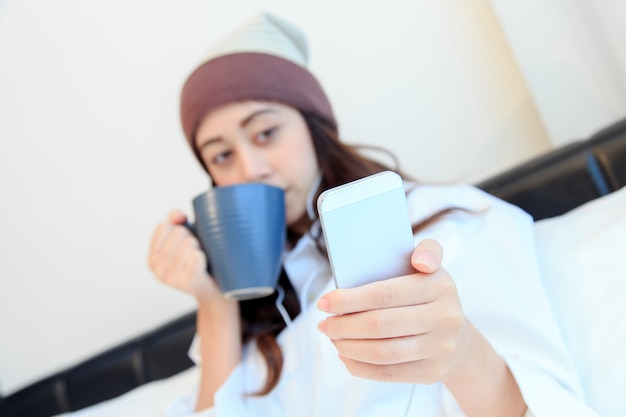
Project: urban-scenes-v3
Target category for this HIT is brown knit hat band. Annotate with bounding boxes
[180,52,337,165]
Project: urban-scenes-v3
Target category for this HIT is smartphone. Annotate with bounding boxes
[317,171,415,289]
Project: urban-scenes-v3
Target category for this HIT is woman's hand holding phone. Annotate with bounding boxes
[316,239,476,386]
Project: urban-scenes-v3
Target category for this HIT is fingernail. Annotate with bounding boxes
[317,297,330,312]
[412,252,436,271]
[318,320,327,335]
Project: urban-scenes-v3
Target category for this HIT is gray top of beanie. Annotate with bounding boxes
[201,11,309,67]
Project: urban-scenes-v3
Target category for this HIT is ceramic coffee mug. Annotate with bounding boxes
[188,182,286,300]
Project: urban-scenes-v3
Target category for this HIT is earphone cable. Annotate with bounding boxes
[403,384,416,417]
[275,284,293,327]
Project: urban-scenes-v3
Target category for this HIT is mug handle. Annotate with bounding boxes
[182,220,195,233]
[182,220,213,274]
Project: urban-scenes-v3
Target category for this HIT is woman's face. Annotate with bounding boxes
[195,101,319,233]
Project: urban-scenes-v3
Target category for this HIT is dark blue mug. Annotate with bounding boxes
[188,183,286,300]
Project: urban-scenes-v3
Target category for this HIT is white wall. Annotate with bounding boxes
[492,0,626,146]
[0,0,610,396]
[307,1,552,182]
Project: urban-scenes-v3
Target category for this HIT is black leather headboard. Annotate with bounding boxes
[1,117,625,417]
[477,117,626,220]
[0,313,197,417]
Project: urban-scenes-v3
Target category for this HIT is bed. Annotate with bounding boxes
[1,117,625,417]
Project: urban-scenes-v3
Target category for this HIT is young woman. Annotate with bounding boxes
[148,12,597,417]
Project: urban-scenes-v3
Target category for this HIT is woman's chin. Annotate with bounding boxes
[286,212,311,236]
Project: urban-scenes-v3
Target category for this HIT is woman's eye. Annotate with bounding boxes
[211,150,232,165]
[255,127,277,143]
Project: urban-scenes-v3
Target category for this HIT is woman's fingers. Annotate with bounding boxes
[149,209,188,257]
[318,238,447,315]
[336,316,474,386]
[318,268,455,316]
[320,304,432,340]
[411,238,443,273]
[151,225,189,279]
[331,319,463,363]
[338,355,450,385]
[148,221,170,261]
[147,212,218,300]
[168,209,188,225]
[319,271,462,341]
[316,237,472,384]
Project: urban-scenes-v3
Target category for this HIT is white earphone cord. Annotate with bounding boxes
[403,384,416,416]
[274,284,292,327]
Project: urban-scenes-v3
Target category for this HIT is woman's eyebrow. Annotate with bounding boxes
[197,136,222,152]
[197,108,278,150]
[240,108,277,127]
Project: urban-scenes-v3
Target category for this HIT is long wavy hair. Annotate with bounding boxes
[238,110,418,395]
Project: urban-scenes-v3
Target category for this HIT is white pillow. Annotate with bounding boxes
[534,186,626,417]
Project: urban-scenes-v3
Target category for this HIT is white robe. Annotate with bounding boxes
[165,184,599,417]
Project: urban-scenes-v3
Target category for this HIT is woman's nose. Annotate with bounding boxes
[239,147,271,182]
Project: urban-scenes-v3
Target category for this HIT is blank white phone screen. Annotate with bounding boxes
[320,176,414,289]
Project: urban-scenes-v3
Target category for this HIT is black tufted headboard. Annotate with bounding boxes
[1,117,625,417]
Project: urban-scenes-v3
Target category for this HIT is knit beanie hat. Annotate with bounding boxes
[180,11,337,168]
